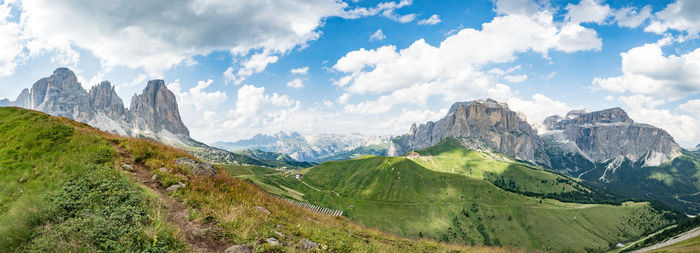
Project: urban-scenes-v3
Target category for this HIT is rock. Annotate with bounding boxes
[158,167,169,173]
[543,108,681,166]
[130,80,189,136]
[254,206,270,214]
[4,67,193,143]
[89,81,128,121]
[265,238,280,246]
[121,163,134,171]
[273,231,286,238]
[175,157,217,176]
[224,244,253,253]
[388,99,550,166]
[297,238,319,251]
[166,182,186,192]
[151,174,158,182]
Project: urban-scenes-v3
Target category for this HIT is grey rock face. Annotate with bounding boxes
[388,99,550,166]
[89,81,127,121]
[543,108,681,166]
[130,80,189,136]
[175,157,217,176]
[0,98,9,106]
[5,68,191,141]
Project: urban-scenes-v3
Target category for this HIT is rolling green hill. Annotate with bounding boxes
[0,107,500,252]
[228,139,684,252]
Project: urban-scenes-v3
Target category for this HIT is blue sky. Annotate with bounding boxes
[1,0,700,147]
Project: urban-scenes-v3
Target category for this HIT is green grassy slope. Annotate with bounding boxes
[227,139,683,252]
[577,152,700,214]
[0,107,183,251]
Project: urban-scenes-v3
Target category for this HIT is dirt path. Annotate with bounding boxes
[111,141,228,253]
[631,226,700,252]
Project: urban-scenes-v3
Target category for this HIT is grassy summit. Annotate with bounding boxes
[228,139,683,252]
[0,107,501,252]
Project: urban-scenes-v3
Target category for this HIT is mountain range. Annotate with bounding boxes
[213,131,393,162]
[0,68,310,169]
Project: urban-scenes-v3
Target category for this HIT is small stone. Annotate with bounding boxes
[18,178,26,183]
[224,244,253,253]
[175,157,217,176]
[274,231,286,238]
[265,238,280,246]
[159,167,169,173]
[166,182,185,192]
[297,238,319,251]
[254,206,270,214]
[121,163,134,171]
[151,174,158,182]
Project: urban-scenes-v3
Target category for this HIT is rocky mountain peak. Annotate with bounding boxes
[543,107,680,166]
[89,81,127,121]
[389,99,550,166]
[2,68,191,141]
[130,79,189,137]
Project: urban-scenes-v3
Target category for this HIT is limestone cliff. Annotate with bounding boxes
[388,99,550,166]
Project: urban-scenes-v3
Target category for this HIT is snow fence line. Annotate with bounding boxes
[273,195,344,217]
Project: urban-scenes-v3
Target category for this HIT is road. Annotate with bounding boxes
[631,226,700,252]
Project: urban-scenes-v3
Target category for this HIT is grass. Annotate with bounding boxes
[651,234,700,252]
[0,107,184,251]
[1,107,505,252]
[226,139,681,252]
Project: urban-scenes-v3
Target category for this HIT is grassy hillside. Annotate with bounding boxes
[0,107,184,251]
[0,107,502,252]
[227,139,683,252]
[234,148,315,168]
[577,152,700,214]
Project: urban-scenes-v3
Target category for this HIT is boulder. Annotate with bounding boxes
[166,182,186,192]
[265,238,280,246]
[175,157,217,176]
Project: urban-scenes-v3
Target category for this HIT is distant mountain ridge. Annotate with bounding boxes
[213,131,393,162]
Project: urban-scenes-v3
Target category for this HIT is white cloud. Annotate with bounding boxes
[370,29,386,41]
[286,78,305,88]
[225,50,279,84]
[646,0,700,36]
[338,93,351,104]
[614,5,652,28]
[680,99,700,117]
[0,2,25,76]
[593,38,700,100]
[565,0,611,24]
[168,79,228,141]
[290,66,309,75]
[507,94,573,124]
[418,14,441,25]
[16,0,348,77]
[341,0,416,23]
[504,74,527,83]
[618,95,700,147]
[332,2,601,114]
[604,95,614,101]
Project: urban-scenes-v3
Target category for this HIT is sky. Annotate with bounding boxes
[1,0,700,147]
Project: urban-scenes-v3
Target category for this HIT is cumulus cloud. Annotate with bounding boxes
[614,5,652,28]
[0,2,25,76]
[646,0,700,36]
[290,66,309,75]
[224,51,279,84]
[593,38,700,100]
[168,79,228,141]
[507,94,573,124]
[418,14,441,25]
[565,0,611,24]
[341,0,416,23]
[369,29,386,41]
[617,95,700,147]
[332,1,602,115]
[503,74,527,83]
[286,78,305,88]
